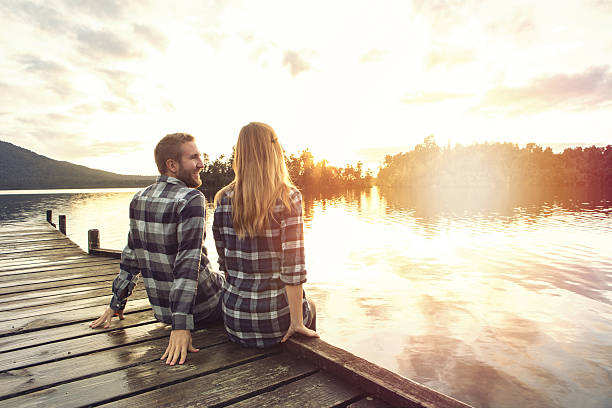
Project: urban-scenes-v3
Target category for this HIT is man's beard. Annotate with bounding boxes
[177,166,202,188]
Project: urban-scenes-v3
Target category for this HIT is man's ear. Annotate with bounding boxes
[166,158,178,174]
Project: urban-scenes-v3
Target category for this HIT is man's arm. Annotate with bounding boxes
[161,191,206,365]
[90,230,140,328]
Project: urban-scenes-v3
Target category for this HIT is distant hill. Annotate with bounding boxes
[0,140,156,189]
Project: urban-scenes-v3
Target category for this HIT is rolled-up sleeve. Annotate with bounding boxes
[212,202,227,274]
[109,213,141,311]
[170,192,206,330]
[280,190,307,285]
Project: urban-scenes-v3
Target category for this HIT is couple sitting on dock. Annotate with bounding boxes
[90,122,318,366]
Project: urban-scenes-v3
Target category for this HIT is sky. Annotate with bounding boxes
[1,0,611,175]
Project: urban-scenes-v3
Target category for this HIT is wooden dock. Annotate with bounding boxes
[0,216,472,408]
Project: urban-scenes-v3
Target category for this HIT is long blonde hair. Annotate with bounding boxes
[214,122,296,239]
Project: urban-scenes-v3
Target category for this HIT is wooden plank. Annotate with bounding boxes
[0,264,119,287]
[348,397,392,408]
[0,342,278,408]
[0,275,116,296]
[0,257,116,273]
[0,286,146,312]
[0,297,151,336]
[228,370,365,408]
[0,270,117,292]
[0,244,82,257]
[0,274,116,295]
[286,337,473,408]
[0,282,114,304]
[0,259,117,277]
[0,249,87,263]
[0,290,148,322]
[0,236,71,246]
[0,309,156,353]
[0,322,227,373]
[101,353,319,408]
[0,326,229,400]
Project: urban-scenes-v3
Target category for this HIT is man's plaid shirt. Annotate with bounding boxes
[213,187,310,348]
[109,175,223,330]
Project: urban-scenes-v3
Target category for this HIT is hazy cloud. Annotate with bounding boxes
[486,10,535,44]
[476,65,612,115]
[62,0,123,19]
[282,50,311,77]
[1,0,66,34]
[426,48,475,70]
[360,49,387,64]
[412,0,482,31]
[16,54,68,74]
[99,69,138,104]
[134,24,168,52]
[402,91,472,104]
[76,27,142,59]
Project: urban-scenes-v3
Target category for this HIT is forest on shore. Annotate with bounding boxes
[377,136,612,189]
[199,137,612,197]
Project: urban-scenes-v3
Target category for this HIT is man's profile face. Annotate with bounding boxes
[176,141,204,188]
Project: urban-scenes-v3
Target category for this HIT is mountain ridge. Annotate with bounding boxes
[0,140,156,189]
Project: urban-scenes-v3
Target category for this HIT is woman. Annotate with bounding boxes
[212,122,318,348]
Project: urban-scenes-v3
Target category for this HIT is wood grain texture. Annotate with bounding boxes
[0,309,157,353]
[285,337,473,408]
[229,370,365,408]
[101,353,319,408]
[0,326,229,400]
[0,342,278,408]
[0,296,151,336]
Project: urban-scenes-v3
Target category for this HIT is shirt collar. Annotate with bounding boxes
[156,175,187,187]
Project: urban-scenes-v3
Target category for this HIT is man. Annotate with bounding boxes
[90,133,224,366]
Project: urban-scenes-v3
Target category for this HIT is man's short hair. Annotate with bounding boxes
[154,133,195,174]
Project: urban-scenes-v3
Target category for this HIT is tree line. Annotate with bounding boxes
[377,136,612,190]
[198,149,374,197]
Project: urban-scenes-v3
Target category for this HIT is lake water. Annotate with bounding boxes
[1,186,611,408]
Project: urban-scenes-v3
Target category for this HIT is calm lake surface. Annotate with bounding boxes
[1,186,611,408]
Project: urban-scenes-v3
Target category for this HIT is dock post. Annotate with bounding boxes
[88,229,100,254]
[46,210,52,224]
[59,215,66,235]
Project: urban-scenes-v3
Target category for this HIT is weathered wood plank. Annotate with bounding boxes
[0,259,117,276]
[0,342,278,408]
[229,370,365,408]
[0,275,116,297]
[286,337,472,408]
[0,249,88,264]
[0,263,118,284]
[0,290,148,322]
[0,286,146,312]
[0,281,113,305]
[0,257,116,273]
[348,397,392,407]
[101,353,318,408]
[0,297,151,336]
[0,326,229,400]
[0,309,156,353]
[0,243,82,255]
[0,323,226,373]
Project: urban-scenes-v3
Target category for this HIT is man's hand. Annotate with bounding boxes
[161,330,199,365]
[89,307,124,329]
[281,323,319,343]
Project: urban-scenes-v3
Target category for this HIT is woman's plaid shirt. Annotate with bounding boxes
[109,176,223,330]
[213,187,310,348]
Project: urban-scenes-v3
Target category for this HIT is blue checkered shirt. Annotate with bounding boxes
[213,187,310,348]
[109,175,223,330]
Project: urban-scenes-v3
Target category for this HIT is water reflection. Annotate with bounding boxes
[1,186,611,407]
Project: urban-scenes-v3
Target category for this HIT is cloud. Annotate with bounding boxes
[282,50,312,77]
[426,48,475,70]
[360,49,387,64]
[134,24,168,52]
[1,0,66,34]
[76,27,142,59]
[475,65,612,115]
[61,0,123,19]
[402,91,472,104]
[412,0,482,31]
[16,54,68,74]
[99,69,138,104]
[486,10,535,44]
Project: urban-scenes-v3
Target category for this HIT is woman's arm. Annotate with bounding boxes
[281,283,318,342]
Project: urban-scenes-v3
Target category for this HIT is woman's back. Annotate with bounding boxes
[213,186,310,347]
